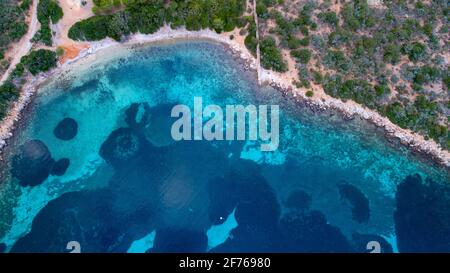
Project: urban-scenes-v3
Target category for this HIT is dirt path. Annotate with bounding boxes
[0,0,40,84]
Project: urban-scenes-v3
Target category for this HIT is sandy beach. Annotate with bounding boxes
[0,24,449,167]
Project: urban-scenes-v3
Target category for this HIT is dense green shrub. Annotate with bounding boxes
[260,36,287,72]
[125,0,164,34]
[383,44,401,64]
[0,0,30,54]
[11,63,25,78]
[0,81,19,101]
[35,0,64,46]
[69,15,114,41]
[341,0,376,31]
[20,0,33,10]
[324,50,351,72]
[384,95,448,146]
[327,27,352,47]
[291,49,311,64]
[37,0,64,25]
[0,81,19,119]
[33,23,53,46]
[402,42,426,62]
[20,49,57,75]
[323,75,382,109]
[244,21,258,55]
[69,0,246,41]
[412,66,440,85]
[318,11,338,26]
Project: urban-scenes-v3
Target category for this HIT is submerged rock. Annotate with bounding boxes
[99,127,141,166]
[125,103,150,129]
[10,190,131,253]
[51,158,70,176]
[11,140,54,186]
[395,174,450,253]
[53,118,78,141]
[285,189,312,210]
[279,210,353,253]
[235,175,281,229]
[338,182,370,223]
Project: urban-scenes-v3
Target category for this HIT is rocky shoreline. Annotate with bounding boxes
[0,26,448,168]
[267,80,450,168]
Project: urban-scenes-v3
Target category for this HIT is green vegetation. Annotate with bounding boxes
[69,14,117,41]
[402,42,426,62]
[291,49,311,64]
[341,0,376,31]
[0,0,31,74]
[260,36,287,72]
[92,0,125,14]
[69,0,246,41]
[324,50,351,72]
[56,46,64,57]
[0,81,19,119]
[383,95,447,144]
[20,49,57,75]
[0,49,58,121]
[244,20,258,54]
[33,0,64,46]
[323,76,381,109]
[318,11,338,26]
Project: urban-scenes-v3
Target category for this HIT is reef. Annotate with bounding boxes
[338,182,370,223]
[285,189,312,211]
[11,140,55,186]
[51,158,70,176]
[279,210,353,253]
[99,127,141,166]
[125,103,150,129]
[395,174,450,253]
[53,118,78,141]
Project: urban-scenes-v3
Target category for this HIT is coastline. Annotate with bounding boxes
[0,25,449,167]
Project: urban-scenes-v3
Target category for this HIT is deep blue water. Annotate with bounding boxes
[0,41,449,253]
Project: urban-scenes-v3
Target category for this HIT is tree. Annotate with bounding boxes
[260,36,288,72]
[402,42,426,62]
[291,49,311,64]
[21,49,57,75]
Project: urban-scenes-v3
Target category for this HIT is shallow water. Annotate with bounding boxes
[0,41,448,253]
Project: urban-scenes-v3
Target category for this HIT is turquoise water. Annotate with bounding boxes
[0,41,448,252]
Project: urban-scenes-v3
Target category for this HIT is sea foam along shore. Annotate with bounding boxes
[0,25,449,167]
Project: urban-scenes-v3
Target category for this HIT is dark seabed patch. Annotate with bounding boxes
[51,158,70,176]
[53,118,78,141]
[338,182,370,223]
[285,189,312,210]
[11,140,55,187]
[395,174,450,252]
